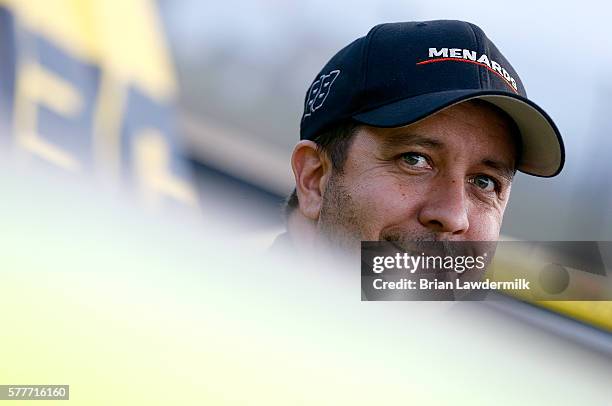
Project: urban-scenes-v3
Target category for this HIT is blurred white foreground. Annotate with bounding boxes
[0,160,610,405]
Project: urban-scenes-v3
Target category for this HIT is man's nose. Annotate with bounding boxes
[417,178,469,235]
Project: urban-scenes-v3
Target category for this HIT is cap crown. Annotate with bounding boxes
[300,20,526,140]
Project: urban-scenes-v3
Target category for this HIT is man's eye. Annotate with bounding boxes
[470,175,497,192]
[401,152,430,168]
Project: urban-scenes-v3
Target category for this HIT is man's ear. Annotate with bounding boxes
[291,140,331,220]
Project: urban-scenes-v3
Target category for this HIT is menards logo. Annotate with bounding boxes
[417,48,519,93]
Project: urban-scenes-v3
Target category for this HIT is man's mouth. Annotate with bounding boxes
[381,233,454,257]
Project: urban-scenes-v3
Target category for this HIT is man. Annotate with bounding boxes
[275,20,564,255]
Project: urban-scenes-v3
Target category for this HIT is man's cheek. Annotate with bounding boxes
[352,185,419,238]
[468,211,504,240]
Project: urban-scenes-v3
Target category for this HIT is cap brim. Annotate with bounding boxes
[352,90,565,177]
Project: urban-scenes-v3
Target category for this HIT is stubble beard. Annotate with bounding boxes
[316,172,488,259]
[317,171,365,254]
[317,172,493,289]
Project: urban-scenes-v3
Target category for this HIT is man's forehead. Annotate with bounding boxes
[373,100,515,144]
[357,127,517,182]
[354,107,519,172]
[435,99,519,132]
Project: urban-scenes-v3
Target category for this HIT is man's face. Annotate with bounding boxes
[317,100,518,251]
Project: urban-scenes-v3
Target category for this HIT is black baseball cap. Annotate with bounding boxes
[300,20,564,177]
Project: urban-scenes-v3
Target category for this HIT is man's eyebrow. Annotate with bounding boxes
[378,131,516,180]
[482,159,516,181]
[379,132,444,153]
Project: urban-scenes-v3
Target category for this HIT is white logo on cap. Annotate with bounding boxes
[419,48,518,93]
[304,70,340,118]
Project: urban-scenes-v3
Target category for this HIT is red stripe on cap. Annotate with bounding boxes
[416,57,518,94]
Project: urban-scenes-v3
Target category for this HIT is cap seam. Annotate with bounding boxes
[361,24,385,99]
[466,22,485,89]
